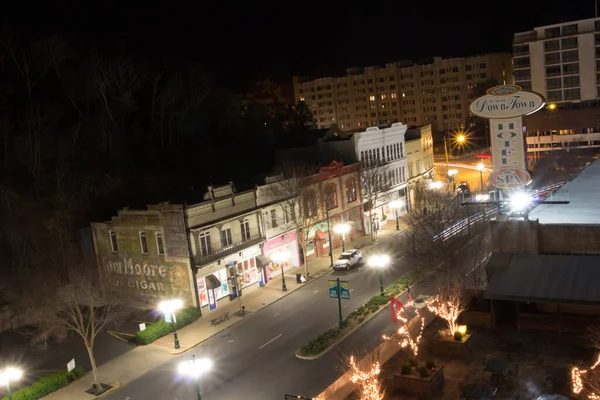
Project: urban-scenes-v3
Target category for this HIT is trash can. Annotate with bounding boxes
[296,273,302,283]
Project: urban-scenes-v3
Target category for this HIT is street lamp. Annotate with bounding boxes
[428,181,443,190]
[333,223,351,252]
[477,162,485,192]
[389,200,404,230]
[368,254,390,296]
[0,367,22,400]
[270,251,290,292]
[447,169,458,191]
[158,299,183,349]
[178,355,212,400]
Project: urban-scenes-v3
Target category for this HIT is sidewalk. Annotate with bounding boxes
[43,227,407,399]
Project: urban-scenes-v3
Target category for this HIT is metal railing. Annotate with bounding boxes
[194,234,266,265]
[433,206,498,242]
[533,181,566,199]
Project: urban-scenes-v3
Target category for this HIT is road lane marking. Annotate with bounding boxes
[274,313,280,316]
[228,340,235,343]
[313,290,319,293]
[259,333,283,350]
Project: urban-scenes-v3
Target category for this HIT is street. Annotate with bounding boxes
[102,230,429,399]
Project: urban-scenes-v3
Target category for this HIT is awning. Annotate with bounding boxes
[485,253,600,304]
[205,274,221,290]
[255,254,270,268]
[315,230,328,240]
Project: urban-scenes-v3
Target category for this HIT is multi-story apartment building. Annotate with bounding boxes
[514,18,600,155]
[91,204,197,309]
[405,125,436,205]
[187,183,266,311]
[513,17,600,104]
[292,54,511,133]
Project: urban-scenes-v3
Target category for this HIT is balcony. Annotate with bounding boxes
[194,233,266,266]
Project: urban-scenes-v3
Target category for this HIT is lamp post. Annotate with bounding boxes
[270,251,290,292]
[389,200,403,230]
[178,355,212,400]
[0,367,22,400]
[158,299,183,349]
[333,223,351,252]
[477,163,485,193]
[368,254,390,296]
[448,169,458,192]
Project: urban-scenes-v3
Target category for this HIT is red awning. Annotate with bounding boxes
[315,230,328,239]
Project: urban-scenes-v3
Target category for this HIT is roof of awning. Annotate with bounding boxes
[485,253,600,304]
[315,230,328,239]
[205,274,221,290]
[255,254,270,268]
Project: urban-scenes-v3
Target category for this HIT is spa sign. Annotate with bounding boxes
[100,256,192,302]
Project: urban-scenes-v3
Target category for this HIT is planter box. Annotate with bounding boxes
[393,366,444,399]
[461,310,493,328]
[428,333,472,359]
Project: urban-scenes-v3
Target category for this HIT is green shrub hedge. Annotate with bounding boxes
[1,367,85,400]
[298,275,414,356]
[135,307,201,345]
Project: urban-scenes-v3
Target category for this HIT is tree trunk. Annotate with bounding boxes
[85,343,102,392]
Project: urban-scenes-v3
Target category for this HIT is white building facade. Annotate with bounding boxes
[354,123,409,233]
[187,183,266,313]
[405,125,435,206]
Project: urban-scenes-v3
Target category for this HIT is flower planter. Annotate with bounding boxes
[461,310,494,328]
[393,366,444,399]
[428,333,472,359]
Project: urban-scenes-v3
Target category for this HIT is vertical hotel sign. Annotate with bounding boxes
[469,85,545,190]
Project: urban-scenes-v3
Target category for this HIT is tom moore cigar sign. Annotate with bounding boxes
[469,84,545,119]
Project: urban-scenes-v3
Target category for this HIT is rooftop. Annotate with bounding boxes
[529,158,600,224]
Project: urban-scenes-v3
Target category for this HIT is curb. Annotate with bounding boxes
[96,381,121,398]
[295,285,412,361]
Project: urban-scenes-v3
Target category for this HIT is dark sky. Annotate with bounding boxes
[3,0,596,89]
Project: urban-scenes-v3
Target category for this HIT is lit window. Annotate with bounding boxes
[381,94,387,100]
[402,93,406,97]
[300,96,305,101]
[369,96,375,101]
[391,93,397,98]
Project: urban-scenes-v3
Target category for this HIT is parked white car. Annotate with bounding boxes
[333,249,363,271]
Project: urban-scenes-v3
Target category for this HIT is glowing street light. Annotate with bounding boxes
[548,103,557,111]
[179,355,213,400]
[429,181,443,190]
[455,134,466,144]
[368,254,390,296]
[270,251,290,292]
[477,162,485,192]
[389,200,404,231]
[510,192,533,212]
[333,223,351,252]
[158,299,183,349]
[0,367,22,400]
[447,169,458,177]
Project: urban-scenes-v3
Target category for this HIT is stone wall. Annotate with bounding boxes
[490,220,539,253]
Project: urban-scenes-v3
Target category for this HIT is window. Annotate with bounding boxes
[270,209,278,228]
[221,228,233,247]
[139,232,148,254]
[199,232,212,255]
[109,230,118,253]
[561,37,578,50]
[544,39,560,52]
[547,90,563,102]
[240,219,251,241]
[155,232,164,255]
[514,56,530,68]
[345,179,357,203]
[304,192,318,217]
[563,63,579,75]
[544,53,561,65]
[562,50,579,63]
[545,27,560,38]
[546,66,561,77]
[369,95,375,101]
[563,88,580,101]
[546,77,562,90]
[325,184,338,210]
[563,75,580,88]
[562,24,578,36]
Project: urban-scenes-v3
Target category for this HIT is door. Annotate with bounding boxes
[315,238,324,256]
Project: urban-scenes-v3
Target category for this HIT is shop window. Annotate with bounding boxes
[240,219,251,241]
[325,184,338,210]
[345,179,357,203]
[199,232,212,255]
[306,240,315,255]
[109,230,118,253]
[155,232,164,255]
[139,232,148,254]
[221,228,233,247]
[270,209,278,228]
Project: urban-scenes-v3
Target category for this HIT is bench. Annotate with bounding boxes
[210,312,229,326]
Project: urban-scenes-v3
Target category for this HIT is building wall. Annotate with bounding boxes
[293,54,511,132]
[406,125,436,206]
[91,204,196,309]
[514,17,600,104]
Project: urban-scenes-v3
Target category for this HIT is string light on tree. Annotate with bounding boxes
[383,308,425,357]
[571,353,600,398]
[348,355,384,400]
[426,288,466,336]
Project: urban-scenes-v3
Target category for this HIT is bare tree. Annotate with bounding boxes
[262,163,321,278]
[427,280,467,336]
[359,161,391,243]
[26,265,127,394]
[347,352,385,400]
[572,326,600,396]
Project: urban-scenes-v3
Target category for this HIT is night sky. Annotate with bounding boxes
[4,0,595,89]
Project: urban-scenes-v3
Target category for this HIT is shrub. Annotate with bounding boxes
[454,331,463,341]
[408,357,417,367]
[425,360,436,370]
[401,364,412,374]
[418,365,429,378]
[358,317,365,323]
[135,307,201,345]
[299,327,342,356]
[2,367,85,400]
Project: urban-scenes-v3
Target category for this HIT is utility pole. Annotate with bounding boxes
[325,204,334,267]
[336,278,343,329]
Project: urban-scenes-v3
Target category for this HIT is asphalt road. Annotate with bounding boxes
[102,231,427,400]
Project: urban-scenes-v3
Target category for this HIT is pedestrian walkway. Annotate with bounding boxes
[43,227,408,399]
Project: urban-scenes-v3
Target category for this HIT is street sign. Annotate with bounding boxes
[164,313,172,323]
[328,280,350,300]
[139,323,146,331]
[67,358,76,372]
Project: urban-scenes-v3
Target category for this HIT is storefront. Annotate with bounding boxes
[261,230,300,284]
[195,245,262,310]
[305,222,330,262]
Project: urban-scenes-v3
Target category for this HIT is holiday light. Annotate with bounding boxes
[383,307,425,357]
[348,355,384,400]
[426,292,466,336]
[572,353,600,398]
